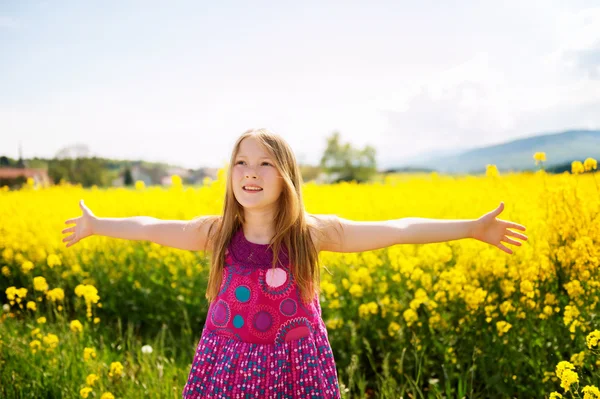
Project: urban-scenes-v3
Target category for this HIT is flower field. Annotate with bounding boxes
[1,158,600,398]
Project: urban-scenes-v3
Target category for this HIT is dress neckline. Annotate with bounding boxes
[228,226,289,268]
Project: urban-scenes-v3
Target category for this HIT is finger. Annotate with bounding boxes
[506,230,528,241]
[507,222,526,231]
[62,227,75,234]
[65,218,78,225]
[497,243,513,255]
[66,240,77,248]
[502,236,521,246]
[62,234,75,243]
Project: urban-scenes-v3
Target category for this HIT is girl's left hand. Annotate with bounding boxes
[470,202,528,255]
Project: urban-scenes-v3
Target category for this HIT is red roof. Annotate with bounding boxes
[0,167,49,179]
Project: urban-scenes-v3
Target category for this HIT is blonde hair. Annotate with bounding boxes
[197,128,323,304]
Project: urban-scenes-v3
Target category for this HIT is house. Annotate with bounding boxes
[0,167,52,188]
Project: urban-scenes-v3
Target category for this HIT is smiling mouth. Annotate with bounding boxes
[243,186,263,192]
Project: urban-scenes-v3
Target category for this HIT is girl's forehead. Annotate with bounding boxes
[237,137,272,158]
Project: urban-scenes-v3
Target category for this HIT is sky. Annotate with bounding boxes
[1,0,600,169]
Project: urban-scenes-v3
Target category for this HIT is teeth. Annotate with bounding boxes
[244,186,262,191]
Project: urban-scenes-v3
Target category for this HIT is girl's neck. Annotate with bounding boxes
[241,224,275,245]
[241,210,277,245]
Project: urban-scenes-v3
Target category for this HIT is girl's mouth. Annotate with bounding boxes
[243,186,263,192]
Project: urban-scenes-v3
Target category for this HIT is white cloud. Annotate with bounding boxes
[550,7,600,79]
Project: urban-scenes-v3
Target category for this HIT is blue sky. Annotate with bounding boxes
[2,0,599,169]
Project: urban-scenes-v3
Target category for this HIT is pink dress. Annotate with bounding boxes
[182,226,341,398]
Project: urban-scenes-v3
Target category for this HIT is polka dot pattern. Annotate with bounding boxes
[186,226,341,398]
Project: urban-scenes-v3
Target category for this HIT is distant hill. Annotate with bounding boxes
[388,129,600,175]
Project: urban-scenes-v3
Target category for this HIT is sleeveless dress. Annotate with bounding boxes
[182,227,342,399]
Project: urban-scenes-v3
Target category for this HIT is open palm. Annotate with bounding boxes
[62,200,96,248]
[471,202,528,255]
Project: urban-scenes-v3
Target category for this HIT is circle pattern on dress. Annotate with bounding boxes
[253,311,272,332]
[279,298,297,316]
[233,314,244,328]
[274,317,315,345]
[235,285,251,302]
[258,267,294,299]
[266,268,287,287]
[211,299,230,327]
[248,304,280,340]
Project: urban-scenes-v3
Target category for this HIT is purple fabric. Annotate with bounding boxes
[182,226,341,398]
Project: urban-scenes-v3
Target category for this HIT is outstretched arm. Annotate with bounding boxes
[312,202,527,255]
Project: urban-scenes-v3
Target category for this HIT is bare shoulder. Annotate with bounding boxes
[305,213,344,252]
[187,215,221,252]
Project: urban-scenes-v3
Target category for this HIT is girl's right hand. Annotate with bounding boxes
[62,199,97,248]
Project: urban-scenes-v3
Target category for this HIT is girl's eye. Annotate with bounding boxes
[235,160,271,166]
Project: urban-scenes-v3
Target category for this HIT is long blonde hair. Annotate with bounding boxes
[197,128,322,304]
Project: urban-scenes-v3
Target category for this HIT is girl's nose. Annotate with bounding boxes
[245,168,258,179]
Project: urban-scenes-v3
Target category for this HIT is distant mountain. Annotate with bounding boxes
[386,129,600,175]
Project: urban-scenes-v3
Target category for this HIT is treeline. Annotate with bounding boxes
[1,132,380,188]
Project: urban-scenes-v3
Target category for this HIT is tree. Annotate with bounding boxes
[319,131,377,183]
[123,167,134,186]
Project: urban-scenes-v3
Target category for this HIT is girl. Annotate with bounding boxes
[63,128,528,398]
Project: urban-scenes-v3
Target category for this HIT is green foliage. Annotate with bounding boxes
[320,131,377,183]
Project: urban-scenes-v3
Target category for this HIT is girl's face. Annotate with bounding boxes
[232,136,284,211]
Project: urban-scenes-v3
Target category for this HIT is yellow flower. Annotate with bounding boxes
[86,373,99,387]
[584,158,597,172]
[572,161,585,174]
[109,361,123,379]
[37,316,46,324]
[496,321,512,337]
[388,321,401,337]
[582,385,600,399]
[326,318,343,329]
[70,320,83,333]
[26,301,37,311]
[42,333,59,352]
[80,387,93,398]
[549,392,563,399]
[135,180,145,190]
[328,299,341,309]
[556,361,575,379]
[31,328,42,339]
[29,339,41,354]
[84,347,97,362]
[33,277,49,292]
[21,261,34,274]
[94,317,101,324]
[46,254,62,268]
[486,164,499,177]
[587,330,600,349]
[571,351,585,367]
[46,288,65,302]
[560,369,579,392]
[171,174,183,186]
[349,284,363,298]
[533,152,546,165]
[358,302,378,318]
[1,266,9,277]
[403,308,418,327]
[100,393,115,399]
[5,287,17,301]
